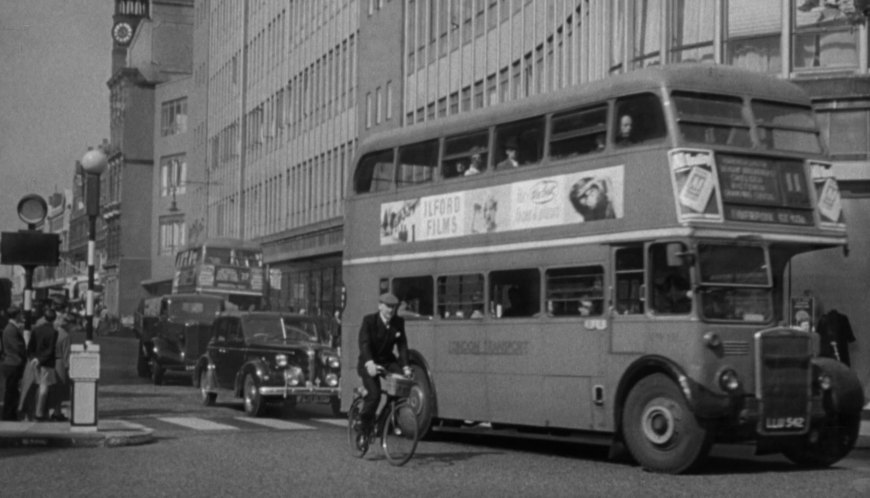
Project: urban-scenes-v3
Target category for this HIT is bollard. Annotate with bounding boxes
[69,343,100,432]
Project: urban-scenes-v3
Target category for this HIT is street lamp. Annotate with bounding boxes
[80,147,107,343]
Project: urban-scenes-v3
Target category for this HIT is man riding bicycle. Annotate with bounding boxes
[357,292,412,435]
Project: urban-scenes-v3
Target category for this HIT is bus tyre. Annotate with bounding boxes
[243,374,265,417]
[783,413,860,468]
[622,373,712,474]
[408,364,435,438]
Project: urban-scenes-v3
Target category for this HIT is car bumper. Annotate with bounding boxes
[259,385,339,397]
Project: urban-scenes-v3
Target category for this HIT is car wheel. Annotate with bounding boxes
[200,368,216,406]
[151,360,164,386]
[243,373,265,417]
[136,343,150,378]
[621,373,713,474]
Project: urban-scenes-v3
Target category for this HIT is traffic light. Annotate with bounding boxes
[0,231,61,266]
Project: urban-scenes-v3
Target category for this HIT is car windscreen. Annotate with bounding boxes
[243,316,326,344]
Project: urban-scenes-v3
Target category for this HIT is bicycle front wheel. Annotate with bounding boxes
[382,400,420,466]
[347,397,368,458]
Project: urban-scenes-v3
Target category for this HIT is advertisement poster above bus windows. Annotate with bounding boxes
[379,166,624,245]
[670,149,817,227]
[810,161,846,230]
[669,149,724,223]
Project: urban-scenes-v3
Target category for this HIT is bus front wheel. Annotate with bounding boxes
[622,373,713,474]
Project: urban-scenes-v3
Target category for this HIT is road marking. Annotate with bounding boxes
[158,417,239,431]
[235,417,314,430]
[313,418,348,428]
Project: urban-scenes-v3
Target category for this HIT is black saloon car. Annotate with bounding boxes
[195,311,341,417]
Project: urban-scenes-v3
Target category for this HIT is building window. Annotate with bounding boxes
[725,0,781,74]
[816,107,870,159]
[160,155,187,196]
[793,1,858,71]
[366,92,373,128]
[670,0,715,63]
[159,217,186,256]
[160,97,188,136]
[386,81,393,120]
[632,0,663,68]
[376,87,383,124]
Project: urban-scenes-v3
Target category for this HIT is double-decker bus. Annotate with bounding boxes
[340,64,863,473]
[172,237,265,310]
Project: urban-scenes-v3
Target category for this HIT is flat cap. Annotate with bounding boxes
[379,292,399,306]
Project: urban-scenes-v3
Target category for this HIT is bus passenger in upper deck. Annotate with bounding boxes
[496,139,520,169]
[464,147,485,176]
[616,114,636,146]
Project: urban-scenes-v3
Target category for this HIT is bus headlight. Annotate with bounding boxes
[284,366,303,386]
[275,354,288,368]
[718,368,741,392]
[324,373,339,387]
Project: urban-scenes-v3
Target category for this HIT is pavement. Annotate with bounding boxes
[0,418,154,448]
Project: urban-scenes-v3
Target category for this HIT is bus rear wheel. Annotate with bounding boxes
[622,373,712,474]
[408,364,434,438]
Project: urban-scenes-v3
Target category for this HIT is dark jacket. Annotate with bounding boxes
[1,321,26,367]
[28,320,58,368]
[817,309,855,366]
[357,312,408,371]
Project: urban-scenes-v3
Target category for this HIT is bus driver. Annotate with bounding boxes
[356,293,413,434]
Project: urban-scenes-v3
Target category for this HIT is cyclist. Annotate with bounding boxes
[357,292,412,435]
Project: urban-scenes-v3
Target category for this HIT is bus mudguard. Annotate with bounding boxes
[812,357,864,418]
[614,354,735,432]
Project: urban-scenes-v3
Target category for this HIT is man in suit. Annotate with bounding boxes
[356,292,412,433]
[24,307,58,421]
[1,306,26,420]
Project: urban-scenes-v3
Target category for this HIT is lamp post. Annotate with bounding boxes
[80,147,107,343]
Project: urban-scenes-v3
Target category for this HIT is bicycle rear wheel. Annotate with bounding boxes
[382,400,420,466]
[347,397,369,458]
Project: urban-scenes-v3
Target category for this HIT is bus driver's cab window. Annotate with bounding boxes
[614,93,666,147]
[614,246,644,314]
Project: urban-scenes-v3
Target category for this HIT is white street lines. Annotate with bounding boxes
[312,418,348,428]
[158,417,239,431]
[235,417,315,430]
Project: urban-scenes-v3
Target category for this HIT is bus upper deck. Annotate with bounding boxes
[172,238,265,305]
[349,64,845,263]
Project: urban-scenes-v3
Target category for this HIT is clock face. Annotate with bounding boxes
[112,22,133,44]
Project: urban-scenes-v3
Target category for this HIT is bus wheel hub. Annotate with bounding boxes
[642,402,675,445]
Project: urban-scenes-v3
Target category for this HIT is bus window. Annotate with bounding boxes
[550,105,607,160]
[398,140,438,187]
[672,92,752,147]
[697,243,772,323]
[751,100,821,154]
[437,274,484,319]
[545,266,605,317]
[443,131,489,178]
[490,269,540,318]
[354,149,395,193]
[494,116,545,169]
[614,93,667,146]
[206,247,232,265]
[393,276,434,320]
[649,243,692,315]
[614,246,644,314]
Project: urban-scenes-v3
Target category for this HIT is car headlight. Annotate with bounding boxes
[717,368,741,392]
[284,366,303,386]
[325,373,339,387]
[275,354,288,367]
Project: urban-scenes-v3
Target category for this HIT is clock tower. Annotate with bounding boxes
[111,0,150,72]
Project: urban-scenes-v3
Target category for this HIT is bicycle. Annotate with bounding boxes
[347,367,420,466]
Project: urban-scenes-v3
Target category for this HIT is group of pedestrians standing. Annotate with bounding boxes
[1,304,71,422]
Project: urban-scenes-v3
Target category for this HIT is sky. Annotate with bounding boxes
[0,0,110,235]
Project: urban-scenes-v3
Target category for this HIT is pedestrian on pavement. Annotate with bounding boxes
[49,305,71,421]
[20,307,58,421]
[1,306,26,421]
[356,292,412,435]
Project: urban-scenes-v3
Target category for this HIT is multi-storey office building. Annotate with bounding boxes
[180,0,867,388]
